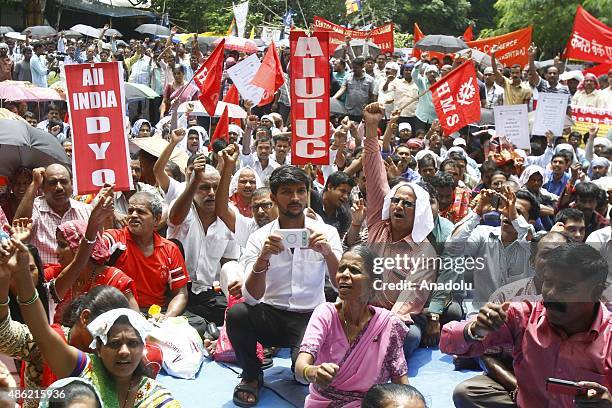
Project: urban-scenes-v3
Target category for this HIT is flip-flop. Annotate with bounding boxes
[261,357,273,370]
[232,374,263,407]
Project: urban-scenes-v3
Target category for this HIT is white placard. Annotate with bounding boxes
[494,104,530,149]
[227,53,265,105]
[532,92,569,136]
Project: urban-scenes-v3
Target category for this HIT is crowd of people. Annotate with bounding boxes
[0,21,611,408]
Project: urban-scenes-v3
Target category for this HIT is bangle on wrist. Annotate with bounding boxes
[467,321,486,341]
[83,235,97,245]
[302,365,312,383]
[17,289,39,306]
[252,258,270,274]
[350,223,362,228]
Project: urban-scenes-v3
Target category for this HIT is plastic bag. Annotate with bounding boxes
[214,295,265,363]
[149,317,205,379]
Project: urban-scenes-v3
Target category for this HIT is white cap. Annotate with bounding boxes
[483,67,494,75]
[424,64,439,74]
[0,43,8,50]
[453,137,467,147]
[384,61,400,72]
[399,122,411,132]
[559,70,584,82]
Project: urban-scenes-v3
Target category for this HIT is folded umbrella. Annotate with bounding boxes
[415,35,468,54]
[71,24,101,38]
[135,24,171,36]
[0,26,14,35]
[22,25,57,39]
[0,119,69,176]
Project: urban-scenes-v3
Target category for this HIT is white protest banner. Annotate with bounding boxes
[233,1,249,38]
[532,93,569,136]
[494,104,530,149]
[227,53,264,105]
[64,62,132,194]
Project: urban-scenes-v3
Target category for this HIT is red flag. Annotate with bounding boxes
[413,23,424,58]
[565,5,612,64]
[223,84,242,126]
[463,25,473,42]
[466,27,532,67]
[211,105,229,143]
[429,60,481,135]
[252,42,285,106]
[193,39,225,115]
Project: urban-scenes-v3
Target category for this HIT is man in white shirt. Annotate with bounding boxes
[240,120,280,185]
[168,154,240,326]
[226,165,342,406]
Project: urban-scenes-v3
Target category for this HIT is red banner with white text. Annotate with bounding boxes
[313,16,394,54]
[290,31,330,165]
[430,60,481,135]
[570,105,612,135]
[65,62,132,195]
[467,26,532,67]
[565,5,612,64]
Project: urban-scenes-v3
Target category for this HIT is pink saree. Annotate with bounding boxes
[300,303,408,408]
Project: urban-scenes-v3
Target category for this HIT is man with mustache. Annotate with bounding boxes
[441,243,612,408]
[168,153,240,327]
[226,165,342,406]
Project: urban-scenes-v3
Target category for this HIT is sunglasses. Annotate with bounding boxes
[251,202,273,211]
[390,197,415,208]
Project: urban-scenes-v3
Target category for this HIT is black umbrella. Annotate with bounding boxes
[22,25,57,39]
[135,24,171,36]
[0,26,15,35]
[415,35,468,54]
[333,39,381,59]
[0,119,69,177]
[103,28,123,38]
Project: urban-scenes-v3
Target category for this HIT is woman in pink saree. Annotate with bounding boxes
[295,246,409,407]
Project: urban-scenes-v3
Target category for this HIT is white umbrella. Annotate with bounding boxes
[4,32,26,41]
[177,100,246,118]
[71,24,101,38]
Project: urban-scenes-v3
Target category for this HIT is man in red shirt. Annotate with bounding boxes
[441,243,612,407]
[103,191,189,320]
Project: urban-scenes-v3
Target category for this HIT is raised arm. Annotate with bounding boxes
[154,128,185,193]
[527,44,541,88]
[242,115,258,156]
[168,154,206,225]
[216,144,240,232]
[491,49,505,87]
[382,109,400,152]
[11,237,79,379]
[54,188,114,299]
[14,167,44,220]
[362,103,389,227]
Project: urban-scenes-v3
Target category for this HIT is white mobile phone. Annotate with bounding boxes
[276,229,310,249]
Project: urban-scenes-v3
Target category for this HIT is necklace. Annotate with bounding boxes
[121,377,135,408]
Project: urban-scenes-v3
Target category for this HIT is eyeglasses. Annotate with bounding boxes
[251,202,273,211]
[390,197,415,208]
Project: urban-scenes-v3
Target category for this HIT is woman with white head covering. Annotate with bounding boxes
[131,119,152,138]
[518,165,559,207]
[229,167,263,217]
[8,235,180,408]
[177,125,208,156]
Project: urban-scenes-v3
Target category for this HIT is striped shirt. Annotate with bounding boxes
[29,197,91,264]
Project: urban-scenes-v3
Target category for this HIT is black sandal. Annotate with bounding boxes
[232,374,263,407]
[261,357,273,370]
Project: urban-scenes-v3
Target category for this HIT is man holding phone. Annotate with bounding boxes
[226,165,342,406]
[441,243,612,407]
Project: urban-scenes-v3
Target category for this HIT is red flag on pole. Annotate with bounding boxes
[413,23,424,58]
[463,25,473,42]
[193,39,225,115]
[252,42,285,106]
[565,5,612,64]
[223,84,242,126]
[211,105,229,143]
[429,60,481,135]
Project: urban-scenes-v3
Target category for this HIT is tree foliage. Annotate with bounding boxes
[483,0,611,57]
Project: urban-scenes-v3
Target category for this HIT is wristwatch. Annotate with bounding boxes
[426,313,440,322]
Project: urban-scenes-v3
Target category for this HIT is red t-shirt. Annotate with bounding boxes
[103,228,189,307]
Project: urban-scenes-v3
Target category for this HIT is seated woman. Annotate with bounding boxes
[229,167,262,218]
[8,236,180,408]
[39,377,102,408]
[41,205,139,322]
[294,246,408,408]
